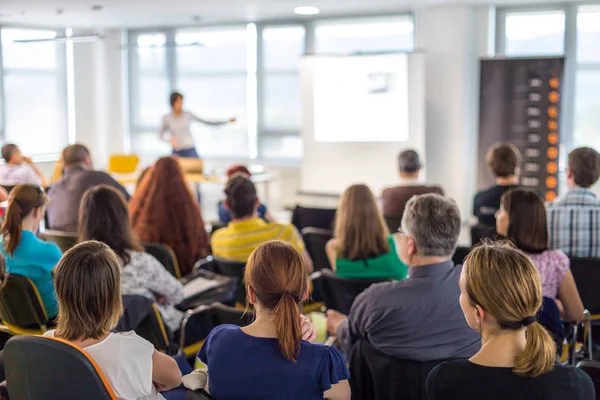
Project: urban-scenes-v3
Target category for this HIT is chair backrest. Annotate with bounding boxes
[301,227,333,271]
[5,335,117,400]
[39,229,78,253]
[116,295,155,333]
[538,296,566,353]
[213,258,247,306]
[570,258,600,315]
[350,339,454,400]
[108,154,140,174]
[384,216,403,234]
[577,359,600,395]
[0,274,49,334]
[291,206,336,232]
[186,389,215,400]
[0,186,16,195]
[452,246,472,266]
[144,242,182,279]
[134,303,170,352]
[317,269,385,314]
[470,223,498,247]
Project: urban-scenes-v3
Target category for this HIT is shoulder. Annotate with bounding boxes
[207,324,241,340]
[427,360,474,396]
[541,249,570,266]
[111,331,154,351]
[203,325,242,350]
[311,345,349,390]
[30,234,62,258]
[548,364,594,388]
[127,250,160,266]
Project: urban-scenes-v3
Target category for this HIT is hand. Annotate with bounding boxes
[170,137,178,149]
[300,314,317,343]
[326,310,348,337]
[155,295,167,305]
[22,156,34,166]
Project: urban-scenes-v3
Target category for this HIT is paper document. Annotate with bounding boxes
[183,277,222,299]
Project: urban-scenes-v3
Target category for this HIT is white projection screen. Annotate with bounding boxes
[300,53,425,196]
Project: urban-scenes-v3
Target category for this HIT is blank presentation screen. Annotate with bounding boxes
[313,54,410,143]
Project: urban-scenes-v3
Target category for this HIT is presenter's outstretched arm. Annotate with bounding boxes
[192,114,236,126]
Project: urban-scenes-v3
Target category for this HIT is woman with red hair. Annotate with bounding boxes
[130,157,209,276]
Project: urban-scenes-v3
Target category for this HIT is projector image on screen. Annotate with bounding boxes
[313,54,410,143]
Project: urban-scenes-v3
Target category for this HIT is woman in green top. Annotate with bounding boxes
[326,184,407,280]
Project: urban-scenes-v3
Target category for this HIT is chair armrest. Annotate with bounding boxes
[186,389,214,400]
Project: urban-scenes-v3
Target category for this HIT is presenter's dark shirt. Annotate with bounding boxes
[382,185,444,218]
[473,184,518,226]
[336,261,480,361]
[47,167,130,232]
[427,360,595,400]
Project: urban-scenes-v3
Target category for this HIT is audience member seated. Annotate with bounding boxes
[197,241,350,399]
[326,184,407,280]
[130,156,209,276]
[45,241,182,399]
[497,188,584,322]
[547,147,600,258]
[473,142,520,227]
[218,165,275,224]
[47,144,130,232]
[427,243,594,400]
[327,194,480,360]
[79,185,184,333]
[1,184,61,319]
[211,176,313,271]
[0,143,47,188]
[381,150,443,218]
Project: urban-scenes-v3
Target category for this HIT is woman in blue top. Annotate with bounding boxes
[1,184,62,318]
[199,241,350,400]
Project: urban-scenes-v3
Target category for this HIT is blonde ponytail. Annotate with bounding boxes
[514,322,555,377]
[273,292,302,362]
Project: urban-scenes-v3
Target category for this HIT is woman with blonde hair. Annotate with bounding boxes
[198,241,350,399]
[326,184,407,280]
[427,243,594,399]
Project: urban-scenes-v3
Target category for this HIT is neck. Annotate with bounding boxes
[62,331,111,348]
[173,109,182,116]
[22,218,40,233]
[400,172,420,180]
[471,327,526,368]
[64,163,87,171]
[7,160,20,166]
[567,179,582,190]
[243,309,277,338]
[231,213,258,223]
[496,176,519,186]
[408,255,451,267]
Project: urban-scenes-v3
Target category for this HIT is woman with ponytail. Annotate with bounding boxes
[427,243,593,400]
[198,241,350,400]
[0,184,62,318]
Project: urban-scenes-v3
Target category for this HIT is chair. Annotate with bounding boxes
[108,154,140,174]
[39,229,78,253]
[301,227,333,271]
[316,269,386,315]
[384,216,403,234]
[0,274,50,335]
[144,242,182,279]
[212,258,247,306]
[186,389,215,400]
[577,360,600,397]
[350,339,455,400]
[135,303,171,353]
[5,335,117,400]
[470,223,498,246]
[291,206,336,232]
[569,258,600,361]
[452,246,472,266]
[0,186,15,195]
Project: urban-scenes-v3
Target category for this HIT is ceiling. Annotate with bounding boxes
[0,0,580,29]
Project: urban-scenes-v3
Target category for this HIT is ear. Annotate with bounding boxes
[301,284,310,302]
[33,207,42,220]
[224,200,232,211]
[407,236,417,256]
[474,305,486,324]
[254,199,260,209]
[247,285,257,305]
[567,168,574,180]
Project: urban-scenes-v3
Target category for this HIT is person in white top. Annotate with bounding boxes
[47,240,182,400]
[159,92,236,158]
[0,144,47,187]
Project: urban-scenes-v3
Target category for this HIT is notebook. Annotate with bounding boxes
[183,276,222,299]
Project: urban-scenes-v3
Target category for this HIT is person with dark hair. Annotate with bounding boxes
[0,184,61,318]
[327,194,480,361]
[130,157,209,276]
[547,147,600,258]
[198,241,349,399]
[381,149,444,219]
[79,185,184,332]
[217,164,275,224]
[0,143,47,187]
[159,91,236,158]
[211,176,313,271]
[47,143,130,232]
[497,188,584,322]
[473,142,521,227]
[427,243,594,400]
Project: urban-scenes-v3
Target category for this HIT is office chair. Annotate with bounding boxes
[5,335,117,400]
[39,229,78,253]
[186,389,215,400]
[135,303,171,353]
[108,154,140,174]
[569,257,600,362]
[384,216,403,234]
[301,227,333,271]
[577,359,600,397]
[316,269,386,314]
[291,206,336,232]
[452,246,472,266]
[212,258,247,307]
[0,274,50,335]
[144,242,182,279]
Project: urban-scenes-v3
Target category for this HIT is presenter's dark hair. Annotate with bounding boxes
[486,142,521,178]
[170,92,183,107]
[398,150,422,173]
[1,144,18,163]
[500,188,548,254]
[225,176,257,219]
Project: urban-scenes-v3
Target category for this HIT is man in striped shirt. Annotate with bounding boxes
[547,147,600,259]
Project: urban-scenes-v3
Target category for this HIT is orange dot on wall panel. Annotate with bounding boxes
[547,147,559,159]
[546,176,558,189]
[548,106,558,118]
[549,91,560,103]
[549,77,560,89]
[546,191,557,202]
[548,121,558,130]
[548,132,559,145]
[547,162,558,174]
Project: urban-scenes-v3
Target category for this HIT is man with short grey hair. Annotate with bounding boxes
[381,149,444,219]
[327,194,480,361]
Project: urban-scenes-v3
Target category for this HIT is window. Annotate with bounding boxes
[315,16,414,54]
[502,11,566,56]
[1,28,68,156]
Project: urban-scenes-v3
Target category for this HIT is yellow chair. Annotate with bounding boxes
[108,154,140,174]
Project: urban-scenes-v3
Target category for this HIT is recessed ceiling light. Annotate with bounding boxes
[294,6,320,15]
